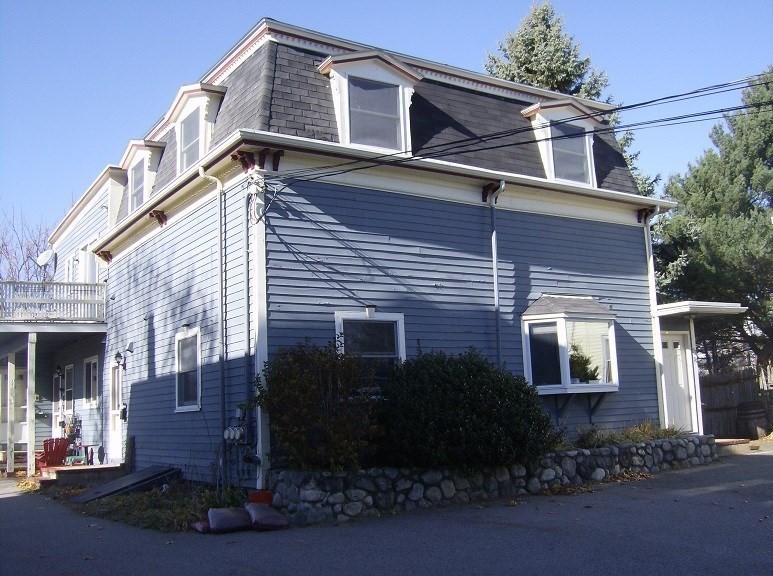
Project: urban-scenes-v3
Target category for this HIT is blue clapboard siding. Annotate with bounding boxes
[105,185,255,482]
[53,186,110,284]
[265,180,658,431]
[265,180,497,358]
[497,211,659,429]
[45,334,105,448]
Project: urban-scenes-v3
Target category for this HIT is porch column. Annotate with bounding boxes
[27,334,37,476]
[688,317,705,435]
[6,353,15,475]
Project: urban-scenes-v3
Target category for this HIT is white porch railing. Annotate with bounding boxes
[0,281,106,322]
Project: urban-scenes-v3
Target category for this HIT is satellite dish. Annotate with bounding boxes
[36,249,55,267]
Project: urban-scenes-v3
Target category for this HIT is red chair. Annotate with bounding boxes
[35,438,70,471]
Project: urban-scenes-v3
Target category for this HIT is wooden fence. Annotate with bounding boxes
[700,367,765,438]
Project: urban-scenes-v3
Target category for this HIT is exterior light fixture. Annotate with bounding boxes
[365,305,377,318]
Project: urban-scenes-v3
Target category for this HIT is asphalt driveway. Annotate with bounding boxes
[1,451,770,576]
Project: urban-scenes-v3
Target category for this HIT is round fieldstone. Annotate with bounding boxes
[441,479,456,499]
[343,502,362,517]
[327,492,345,505]
[510,464,527,478]
[454,476,471,491]
[375,491,395,509]
[383,467,399,480]
[561,457,576,478]
[539,468,556,482]
[408,483,424,502]
[591,468,606,481]
[421,470,443,485]
[495,466,510,482]
[299,488,326,503]
[426,486,442,502]
[355,477,376,492]
[675,447,688,460]
[345,488,367,501]
[526,477,542,494]
[395,478,413,491]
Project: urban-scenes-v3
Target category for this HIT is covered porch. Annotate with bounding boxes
[1,280,106,476]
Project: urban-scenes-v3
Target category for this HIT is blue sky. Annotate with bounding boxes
[1,0,771,231]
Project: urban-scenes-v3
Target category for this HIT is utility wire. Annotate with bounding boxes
[246,75,770,211]
[275,73,767,182]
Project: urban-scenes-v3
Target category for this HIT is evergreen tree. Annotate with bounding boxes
[485,1,657,196]
[655,68,772,376]
[484,1,607,98]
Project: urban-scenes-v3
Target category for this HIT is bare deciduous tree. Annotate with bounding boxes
[0,208,53,281]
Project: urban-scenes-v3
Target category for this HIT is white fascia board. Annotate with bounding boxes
[235,129,676,210]
[93,126,675,256]
[656,301,748,317]
[49,165,126,246]
[119,140,166,170]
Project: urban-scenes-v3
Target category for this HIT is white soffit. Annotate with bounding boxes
[656,301,747,318]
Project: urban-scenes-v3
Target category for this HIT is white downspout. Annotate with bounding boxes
[688,316,704,434]
[198,166,227,488]
[644,207,667,426]
[490,180,506,366]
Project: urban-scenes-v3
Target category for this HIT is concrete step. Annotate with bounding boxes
[716,438,751,456]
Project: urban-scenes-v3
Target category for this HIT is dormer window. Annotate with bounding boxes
[116,140,165,225]
[551,123,591,184]
[162,83,226,175]
[319,50,422,153]
[130,160,145,211]
[349,76,401,149]
[180,109,201,172]
[522,99,603,187]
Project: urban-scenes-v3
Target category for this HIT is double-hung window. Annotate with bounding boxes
[84,356,99,406]
[551,123,591,184]
[130,160,145,211]
[335,311,406,382]
[522,295,618,394]
[179,109,201,172]
[175,326,201,412]
[64,364,74,413]
[348,76,401,150]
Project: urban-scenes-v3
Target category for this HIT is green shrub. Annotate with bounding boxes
[375,349,561,469]
[573,421,687,449]
[255,339,377,471]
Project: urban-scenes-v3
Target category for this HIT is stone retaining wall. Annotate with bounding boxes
[267,434,718,526]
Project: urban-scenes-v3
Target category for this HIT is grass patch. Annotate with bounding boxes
[32,480,247,532]
[571,421,687,449]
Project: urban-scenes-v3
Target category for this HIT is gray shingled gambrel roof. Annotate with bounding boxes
[523,295,615,317]
[411,79,545,178]
[151,129,177,193]
[133,24,640,205]
[593,130,638,194]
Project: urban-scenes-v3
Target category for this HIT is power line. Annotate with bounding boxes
[246,75,770,209]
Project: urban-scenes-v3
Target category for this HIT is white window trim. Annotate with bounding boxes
[175,326,202,413]
[83,355,99,407]
[549,123,595,186]
[178,107,203,174]
[64,364,75,414]
[523,103,599,188]
[521,313,619,395]
[129,159,145,212]
[334,311,407,360]
[325,61,416,154]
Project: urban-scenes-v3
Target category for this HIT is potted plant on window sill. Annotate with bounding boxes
[569,343,600,384]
